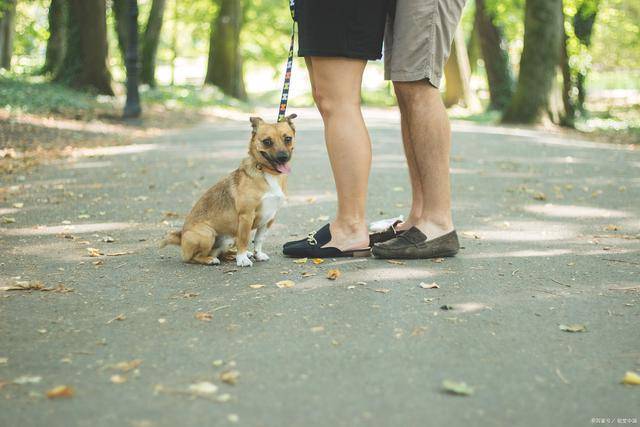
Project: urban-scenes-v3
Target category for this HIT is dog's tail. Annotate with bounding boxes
[159,230,182,248]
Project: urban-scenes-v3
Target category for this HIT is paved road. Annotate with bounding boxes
[1,110,639,427]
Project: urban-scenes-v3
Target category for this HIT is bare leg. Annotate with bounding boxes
[396,112,424,231]
[307,56,371,251]
[393,80,454,239]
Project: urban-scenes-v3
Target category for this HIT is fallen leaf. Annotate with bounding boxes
[2,217,16,224]
[102,236,115,243]
[310,325,325,333]
[559,324,586,333]
[533,192,547,201]
[312,258,324,265]
[163,211,180,218]
[212,360,224,367]
[431,258,445,263]
[12,203,23,208]
[386,260,405,265]
[442,380,474,396]
[621,371,640,385]
[0,280,46,291]
[249,284,265,289]
[0,357,7,365]
[188,381,218,396]
[228,414,239,423]
[110,374,127,384]
[326,269,341,280]
[13,375,42,385]
[604,224,621,231]
[276,280,295,288]
[220,370,240,385]
[87,247,103,257]
[419,282,440,289]
[106,313,126,324]
[440,305,454,310]
[46,385,74,398]
[301,272,316,278]
[112,359,142,372]
[293,258,308,264]
[106,251,134,257]
[195,312,213,321]
[374,288,390,294]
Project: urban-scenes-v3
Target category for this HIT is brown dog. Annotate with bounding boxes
[160,114,297,267]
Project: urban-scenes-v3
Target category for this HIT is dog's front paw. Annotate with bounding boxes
[236,251,253,267]
[254,251,270,262]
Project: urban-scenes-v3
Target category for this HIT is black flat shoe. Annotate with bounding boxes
[369,220,403,246]
[282,224,371,258]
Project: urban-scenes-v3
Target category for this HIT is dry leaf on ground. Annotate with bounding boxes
[386,260,405,265]
[622,371,640,385]
[110,374,127,384]
[188,381,218,396]
[559,324,586,333]
[195,312,213,321]
[293,258,308,264]
[374,288,390,294]
[276,280,295,288]
[220,370,240,385]
[310,325,325,333]
[326,269,341,280]
[46,385,74,398]
[106,313,126,324]
[312,258,324,265]
[419,282,440,289]
[249,284,265,289]
[111,359,142,372]
[87,247,103,257]
[442,380,474,396]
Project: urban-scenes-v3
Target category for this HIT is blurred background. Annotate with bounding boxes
[0,0,638,170]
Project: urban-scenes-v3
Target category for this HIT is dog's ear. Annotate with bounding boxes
[250,117,264,134]
[285,113,297,132]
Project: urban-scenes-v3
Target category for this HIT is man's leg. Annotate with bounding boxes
[307,56,371,251]
[396,110,424,231]
[393,80,454,240]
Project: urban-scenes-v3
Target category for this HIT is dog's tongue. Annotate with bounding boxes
[276,162,291,174]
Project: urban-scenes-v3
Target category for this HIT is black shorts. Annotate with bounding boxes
[296,0,393,60]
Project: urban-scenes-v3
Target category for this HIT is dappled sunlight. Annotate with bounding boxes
[450,302,491,313]
[296,266,438,290]
[524,203,630,219]
[0,222,137,236]
[71,144,160,158]
[287,191,336,207]
[63,160,114,170]
[462,220,577,242]
[466,248,574,259]
[0,208,19,215]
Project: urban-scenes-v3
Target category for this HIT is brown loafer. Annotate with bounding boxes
[372,227,460,259]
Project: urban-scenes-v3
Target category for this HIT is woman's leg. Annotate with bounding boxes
[307,56,371,251]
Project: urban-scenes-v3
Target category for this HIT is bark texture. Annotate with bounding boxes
[0,0,16,70]
[140,0,167,86]
[42,0,66,74]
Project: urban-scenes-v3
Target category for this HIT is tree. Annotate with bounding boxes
[475,0,514,111]
[0,0,16,70]
[503,0,563,124]
[42,0,66,75]
[124,0,141,118]
[205,0,246,100]
[112,0,129,63]
[54,0,113,95]
[573,0,600,114]
[140,0,166,86]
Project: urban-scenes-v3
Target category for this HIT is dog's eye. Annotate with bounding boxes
[284,136,292,145]
[262,138,273,147]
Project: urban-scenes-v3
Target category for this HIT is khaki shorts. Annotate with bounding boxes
[384,0,467,87]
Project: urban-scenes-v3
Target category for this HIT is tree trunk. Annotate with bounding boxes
[112,0,129,63]
[573,0,599,114]
[140,0,166,87]
[467,16,480,76]
[475,0,514,111]
[205,0,246,100]
[559,27,575,126]
[502,0,563,124]
[0,0,17,70]
[54,0,113,95]
[42,0,66,75]
[443,26,478,110]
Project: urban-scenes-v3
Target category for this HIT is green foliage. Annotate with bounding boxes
[242,0,292,74]
[0,73,100,115]
[590,0,640,70]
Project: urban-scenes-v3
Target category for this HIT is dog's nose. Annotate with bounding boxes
[275,151,290,163]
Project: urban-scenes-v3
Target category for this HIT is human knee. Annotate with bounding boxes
[393,80,439,105]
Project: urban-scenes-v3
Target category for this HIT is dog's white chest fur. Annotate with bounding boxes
[259,174,285,226]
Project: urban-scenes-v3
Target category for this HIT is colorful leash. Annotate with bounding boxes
[277,0,296,122]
